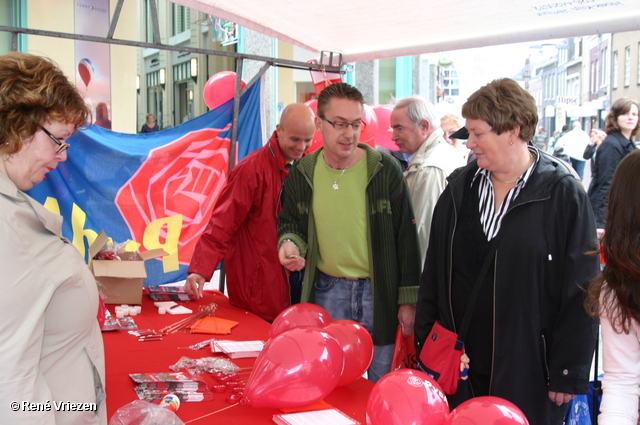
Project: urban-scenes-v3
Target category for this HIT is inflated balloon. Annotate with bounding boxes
[304,99,324,153]
[443,396,529,425]
[324,320,373,387]
[359,104,378,148]
[78,58,94,89]
[269,303,332,339]
[242,327,344,409]
[366,369,449,425]
[203,71,247,110]
[372,105,398,151]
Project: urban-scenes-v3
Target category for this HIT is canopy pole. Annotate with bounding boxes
[240,61,272,97]
[10,31,18,51]
[148,0,162,44]
[218,57,245,294]
[229,57,244,173]
[106,0,125,39]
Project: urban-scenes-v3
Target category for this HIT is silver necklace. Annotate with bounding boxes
[332,168,347,190]
[322,154,350,190]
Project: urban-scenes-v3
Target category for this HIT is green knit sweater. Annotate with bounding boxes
[278,144,421,345]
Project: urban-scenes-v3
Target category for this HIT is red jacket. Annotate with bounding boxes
[189,131,290,321]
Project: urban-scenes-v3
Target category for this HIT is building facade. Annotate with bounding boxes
[610,30,640,113]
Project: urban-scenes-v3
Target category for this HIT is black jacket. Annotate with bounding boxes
[587,132,636,227]
[415,152,599,425]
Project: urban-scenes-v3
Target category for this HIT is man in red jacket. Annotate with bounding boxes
[185,103,315,321]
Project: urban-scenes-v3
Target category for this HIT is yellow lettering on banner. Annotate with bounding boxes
[71,204,98,258]
[143,214,183,273]
[125,240,142,252]
[43,197,61,215]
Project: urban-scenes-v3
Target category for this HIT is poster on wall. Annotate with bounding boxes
[75,0,112,129]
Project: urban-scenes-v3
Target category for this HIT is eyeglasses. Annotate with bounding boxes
[39,126,70,154]
[321,117,366,132]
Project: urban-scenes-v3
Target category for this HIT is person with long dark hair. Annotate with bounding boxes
[588,98,638,235]
[585,149,640,425]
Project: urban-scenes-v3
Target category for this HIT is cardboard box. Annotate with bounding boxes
[89,231,168,305]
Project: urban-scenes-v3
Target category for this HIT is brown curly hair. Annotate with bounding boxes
[461,78,538,142]
[585,150,640,333]
[604,98,640,138]
[0,52,91,155]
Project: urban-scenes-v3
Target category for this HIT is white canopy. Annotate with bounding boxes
[172,0,640,62]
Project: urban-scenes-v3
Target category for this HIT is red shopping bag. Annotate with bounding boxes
[418,320,464,394]
[391,324,418,371]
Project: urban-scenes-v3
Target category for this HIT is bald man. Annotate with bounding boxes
[186,103,315,321]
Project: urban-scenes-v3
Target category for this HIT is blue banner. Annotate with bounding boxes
[28,80,263,286]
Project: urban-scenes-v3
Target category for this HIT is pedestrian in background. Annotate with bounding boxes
[440,111,469,161]
[588,98,639,235]
[532,126,549,152]
[554,121,589,179]
[583,127,606,169]
[140,113,160,133]
[552,124,570,162]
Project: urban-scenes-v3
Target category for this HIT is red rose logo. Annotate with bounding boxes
[115,125,231,265]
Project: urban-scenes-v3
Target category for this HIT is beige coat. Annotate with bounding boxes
[0,172,106,425]
[404,128,466,267]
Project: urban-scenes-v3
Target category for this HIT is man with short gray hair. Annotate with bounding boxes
[391,96,465,266]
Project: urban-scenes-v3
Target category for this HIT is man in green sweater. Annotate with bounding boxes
[277,83,421,382]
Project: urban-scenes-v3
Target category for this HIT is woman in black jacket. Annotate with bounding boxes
[588,98,638,232]
[415,78,599,425]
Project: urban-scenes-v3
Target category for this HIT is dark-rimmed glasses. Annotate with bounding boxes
[321,117,366,132]
[39,126,70,154]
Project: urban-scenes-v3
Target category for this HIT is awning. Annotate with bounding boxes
[172,0,640,62]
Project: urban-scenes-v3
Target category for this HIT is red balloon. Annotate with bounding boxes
[360,104,378,148]
[269,303,332,339]
[203,71,247,110]
[304,99,324,153]
[444,396,529,425]
[78,58,93,89]
[324,320,373,387]
[366,369,449,425]
[242,327,344,409]
[372,105,398,151]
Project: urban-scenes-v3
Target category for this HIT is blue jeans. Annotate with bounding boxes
[314,271,394,383]
[570,157,586,180]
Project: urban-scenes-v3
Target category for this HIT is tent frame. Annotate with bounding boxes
[0,0,345,292]
[0,0,344,170]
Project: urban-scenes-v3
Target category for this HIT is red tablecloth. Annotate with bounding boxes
[104,290,374,424]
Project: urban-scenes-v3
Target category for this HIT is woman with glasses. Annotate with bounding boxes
[0,52,105,424]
